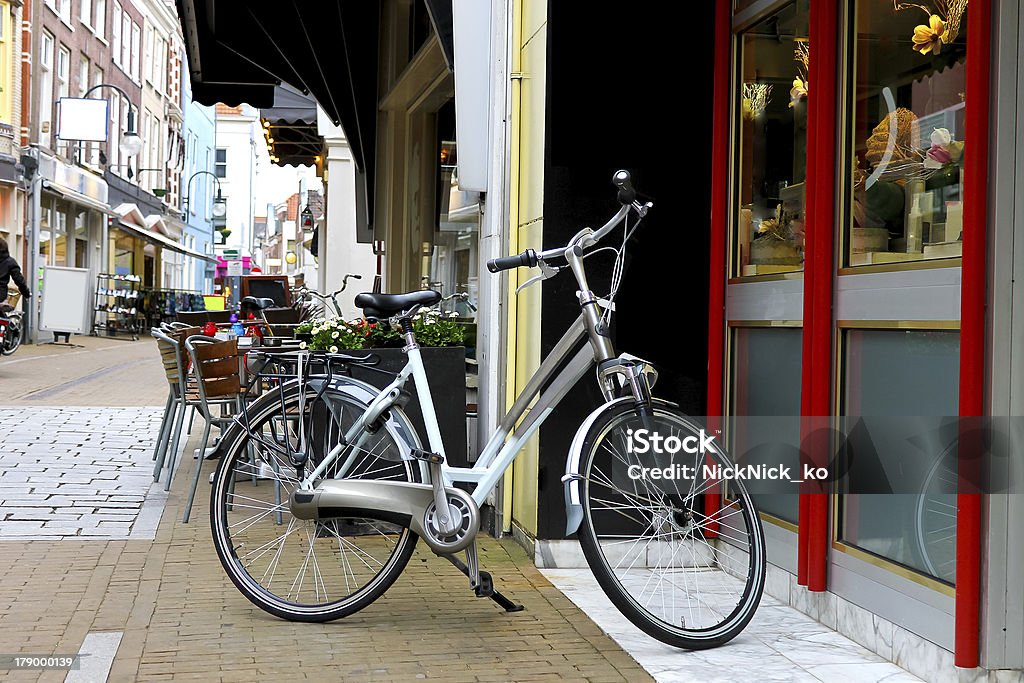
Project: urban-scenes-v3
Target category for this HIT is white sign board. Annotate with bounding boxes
[40,266,91,334]
[227,260,243,277]
[56,98,110,142]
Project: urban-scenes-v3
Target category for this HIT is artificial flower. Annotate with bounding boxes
[789,78,808,108]
[923,127,964,169]
[912,15,946,55]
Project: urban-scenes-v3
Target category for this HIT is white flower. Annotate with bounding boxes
[329,345,338,353]
[299,341,307,349]
[332,331,340,339]
[930,127,952,147]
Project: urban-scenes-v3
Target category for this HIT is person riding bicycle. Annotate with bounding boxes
[0,237,31,308]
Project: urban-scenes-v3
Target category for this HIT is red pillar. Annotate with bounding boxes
[798,0,838,593]
[704,0,731,534]
[955,0,991,668]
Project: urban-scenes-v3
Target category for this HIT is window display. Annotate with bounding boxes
[846,0,968,267]
[734,1,808,277]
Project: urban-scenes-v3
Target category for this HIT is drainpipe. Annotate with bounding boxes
[20,0,31,148]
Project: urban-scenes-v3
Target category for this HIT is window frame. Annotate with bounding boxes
[728,0,809,283]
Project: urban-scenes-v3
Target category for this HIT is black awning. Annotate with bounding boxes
[177,0,381,178]
[261,85,321,167]
[262,83,317,125]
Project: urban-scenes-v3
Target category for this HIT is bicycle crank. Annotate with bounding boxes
[289,479,480,554]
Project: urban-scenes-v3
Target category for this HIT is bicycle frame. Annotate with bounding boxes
[299,311,597,510]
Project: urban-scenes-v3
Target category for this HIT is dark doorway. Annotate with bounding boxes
[533,2,717,540]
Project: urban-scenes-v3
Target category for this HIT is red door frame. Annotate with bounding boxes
[955,0,991,668]
[707,0,991,668]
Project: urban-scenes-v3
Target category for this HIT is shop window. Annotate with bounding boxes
[838,327,959,584]
[734,1,808,277]
[730,326,802,523]
[845,1,967,267]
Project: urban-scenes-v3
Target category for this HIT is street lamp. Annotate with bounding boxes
[81,83,142,160]
[182,170,227,221]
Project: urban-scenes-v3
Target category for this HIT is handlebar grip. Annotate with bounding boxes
[487,249,538,273]
[612,169,636,205]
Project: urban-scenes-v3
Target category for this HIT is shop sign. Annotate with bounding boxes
[227,260,243,277]
[39,153,108,203]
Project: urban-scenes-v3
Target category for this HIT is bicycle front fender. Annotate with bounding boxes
[562,398,633,536]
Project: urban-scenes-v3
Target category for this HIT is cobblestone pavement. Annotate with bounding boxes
[0,407,166,540]
[0,339,652,682]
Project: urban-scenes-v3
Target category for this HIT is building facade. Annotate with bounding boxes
[180,63,215,293]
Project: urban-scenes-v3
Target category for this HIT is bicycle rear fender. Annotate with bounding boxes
[562,397,681,536]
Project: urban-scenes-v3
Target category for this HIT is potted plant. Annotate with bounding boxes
[299,311,469,466]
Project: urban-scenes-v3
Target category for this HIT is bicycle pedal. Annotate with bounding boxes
[410,448,444,464]
[473,570,494,598]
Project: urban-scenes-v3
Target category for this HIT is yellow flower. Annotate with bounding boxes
[912,15,946,56]
[789,78,808,108]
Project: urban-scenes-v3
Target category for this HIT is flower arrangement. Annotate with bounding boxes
[295,309,465,352]
[894,0,968,56]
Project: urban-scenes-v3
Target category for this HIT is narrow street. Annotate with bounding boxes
[0,340,650,682]
[0,340,929,682]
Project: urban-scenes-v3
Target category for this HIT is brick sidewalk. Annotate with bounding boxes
[0,341,651,682]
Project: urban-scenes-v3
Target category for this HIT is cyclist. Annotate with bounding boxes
[0,237,30,305]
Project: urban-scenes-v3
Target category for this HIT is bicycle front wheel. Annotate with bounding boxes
[577,402,765,649]
[210,382,423,622]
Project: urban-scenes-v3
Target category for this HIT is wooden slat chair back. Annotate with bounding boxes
[187,337,241,410]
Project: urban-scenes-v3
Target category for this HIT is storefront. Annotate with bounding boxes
[36,154,110,278]
[0,156,23,281]
[709,0,1018,674]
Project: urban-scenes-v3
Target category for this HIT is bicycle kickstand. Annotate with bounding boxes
[444,543,524,613]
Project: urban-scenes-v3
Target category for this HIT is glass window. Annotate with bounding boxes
[39,33,54,148]
[112,3,122,65]
[130,23,140,80]
[59,0,70,23]
[121,13,131,67]
[734,1,808,277]
[215,148,227,178]
[57,46,69,98]
[839,328,959,584]
[846,1,967,267]
[144,25,153,84]
[730,326,802,522]
[80,0,92,26]
[95,0,106,38]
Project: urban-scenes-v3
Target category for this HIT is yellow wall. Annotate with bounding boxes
[0,2,11,123]
[505,0,547,538]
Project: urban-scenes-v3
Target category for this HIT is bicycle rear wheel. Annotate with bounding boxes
[577,402,765,649]
[210,382,423,622]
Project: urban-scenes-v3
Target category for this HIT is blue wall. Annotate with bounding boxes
[182,62,217,293]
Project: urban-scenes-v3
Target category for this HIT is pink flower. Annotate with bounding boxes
[927,144,953,165]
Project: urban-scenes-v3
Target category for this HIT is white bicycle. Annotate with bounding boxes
[209,171,766,650]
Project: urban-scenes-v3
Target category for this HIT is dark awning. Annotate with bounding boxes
[176,0,381,177]
[260,84,322,167]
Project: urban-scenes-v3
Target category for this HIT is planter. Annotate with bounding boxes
[750,238,802,265]
[343,346,469,467]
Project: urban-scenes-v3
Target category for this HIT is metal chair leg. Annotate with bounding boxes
[187,405,197,434]
[183,419,212,523]
[163,399,188,492]
[151,393,174,474]
[153,399,181,482]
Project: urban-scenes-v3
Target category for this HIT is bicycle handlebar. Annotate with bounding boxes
[486,170,646,274]
[487,249,538,273]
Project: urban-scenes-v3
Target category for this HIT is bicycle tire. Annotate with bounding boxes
[576,402,766,649]
[1,319,21,355]
[210,382,424,622]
